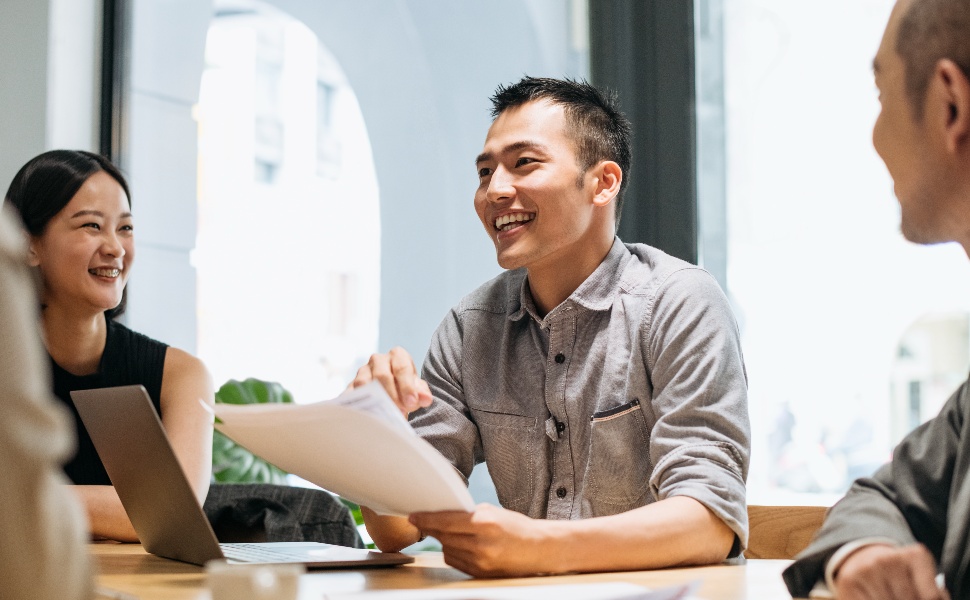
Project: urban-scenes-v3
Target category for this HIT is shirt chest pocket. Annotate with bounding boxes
[471,409,539,515]
[584,398,653,517]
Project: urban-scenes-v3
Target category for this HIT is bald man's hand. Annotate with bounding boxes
[834,544,949,600]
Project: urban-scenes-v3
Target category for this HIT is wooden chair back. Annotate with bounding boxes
[746,505,827,559]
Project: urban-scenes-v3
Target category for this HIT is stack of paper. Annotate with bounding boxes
[214,382,475,516]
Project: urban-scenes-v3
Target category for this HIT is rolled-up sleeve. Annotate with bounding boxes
[413,307,482,484]
[644,268,750,550]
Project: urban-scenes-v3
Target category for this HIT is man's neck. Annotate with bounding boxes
[527,236,615,317]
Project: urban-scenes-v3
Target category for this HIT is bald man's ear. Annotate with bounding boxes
[591,160,622,208]
[933,58,970,155]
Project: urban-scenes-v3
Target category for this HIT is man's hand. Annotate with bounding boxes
[834,544,950,600]
[350,347,433,417]
[409,503,559,578]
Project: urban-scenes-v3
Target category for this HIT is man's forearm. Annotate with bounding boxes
[361,506,423,552]
[548,496,735,573]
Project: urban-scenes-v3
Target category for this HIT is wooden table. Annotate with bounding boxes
[92,543,797,600]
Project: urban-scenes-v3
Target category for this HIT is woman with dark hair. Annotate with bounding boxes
[4,149,213,542]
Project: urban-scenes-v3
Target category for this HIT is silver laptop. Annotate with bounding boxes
[71,385,413,569]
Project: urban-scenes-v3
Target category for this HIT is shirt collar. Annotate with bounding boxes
[508,270,530,322]
[508,237,628,322]
[569,237,628,311]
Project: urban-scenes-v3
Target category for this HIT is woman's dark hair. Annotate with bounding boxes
[4,149,132,319]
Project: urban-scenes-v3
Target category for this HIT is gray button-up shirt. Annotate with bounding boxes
[411,238,750,548]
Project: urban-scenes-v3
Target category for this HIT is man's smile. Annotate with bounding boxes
[494,212,535,232]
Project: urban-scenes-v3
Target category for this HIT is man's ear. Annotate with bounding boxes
[932,58,970,155]
[591,160,622,208]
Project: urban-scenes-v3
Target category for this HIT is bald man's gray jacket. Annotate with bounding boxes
[782,375,970,598]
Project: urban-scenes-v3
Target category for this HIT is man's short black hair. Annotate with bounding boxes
[489,76,633,228]
[896,0,970,118]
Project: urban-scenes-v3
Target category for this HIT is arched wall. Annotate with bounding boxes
[264,0,587,360]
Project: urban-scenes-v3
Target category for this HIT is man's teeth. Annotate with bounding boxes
[495,213,535,231]
[90,268,120,278]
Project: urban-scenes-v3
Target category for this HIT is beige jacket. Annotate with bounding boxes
[0,205,92,599]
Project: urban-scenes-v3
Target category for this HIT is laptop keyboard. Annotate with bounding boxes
[221,543,322,563]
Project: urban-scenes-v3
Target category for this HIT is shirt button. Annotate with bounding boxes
[556,421,565,434]
[555,353,565,364]
[556,486,567,499]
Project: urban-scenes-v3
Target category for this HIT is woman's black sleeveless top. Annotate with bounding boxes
[51,319,168,485]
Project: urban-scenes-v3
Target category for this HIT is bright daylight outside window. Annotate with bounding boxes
[195,0,380,405]
[698,0,970,504]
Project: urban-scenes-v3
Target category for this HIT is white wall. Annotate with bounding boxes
[0,0,101,190]
[0,0,49,188]
[47,0,102,152]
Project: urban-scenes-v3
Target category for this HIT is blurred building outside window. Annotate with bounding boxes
[698,0,970,504]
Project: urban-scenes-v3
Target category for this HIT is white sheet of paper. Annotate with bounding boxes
[319,581,702,600]
[213,382,475,516]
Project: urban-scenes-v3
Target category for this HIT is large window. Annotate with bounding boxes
[698,0,970,503]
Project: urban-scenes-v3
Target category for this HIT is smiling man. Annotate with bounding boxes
[357,77,750,577]
[782,1,970,599]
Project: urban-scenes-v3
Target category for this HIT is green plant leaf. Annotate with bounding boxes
[339,498,366,527]
[215,378,295,406]
[212,378,293,484]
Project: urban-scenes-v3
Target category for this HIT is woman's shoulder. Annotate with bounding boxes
[163,346,207,377]
[103,320,212,396]
[160,346,214,404]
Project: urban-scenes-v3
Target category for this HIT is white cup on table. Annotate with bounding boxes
[206,559,303,600]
